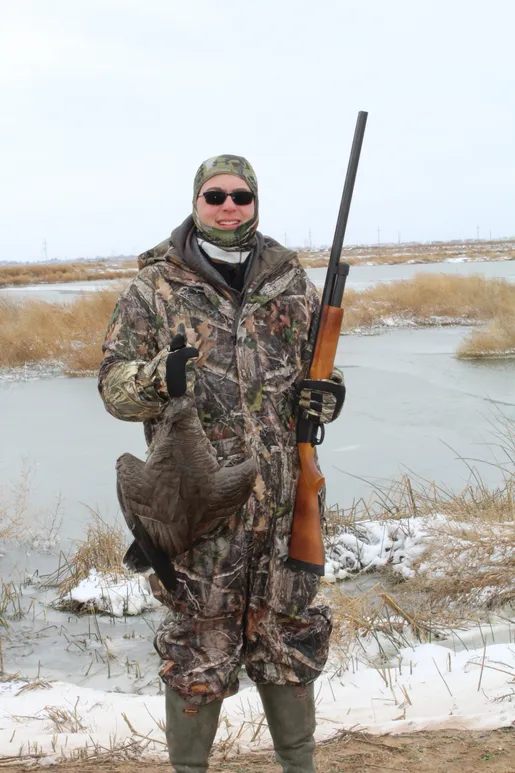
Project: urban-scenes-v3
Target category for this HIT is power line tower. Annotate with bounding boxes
[42,239,48,261]
[377,226,381,245]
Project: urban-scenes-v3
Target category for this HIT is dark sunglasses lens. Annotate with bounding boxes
[202,190,254,206]
[203,190,227,206]
[231,191,254,206]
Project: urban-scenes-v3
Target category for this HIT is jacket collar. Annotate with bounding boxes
[138,216,297,297]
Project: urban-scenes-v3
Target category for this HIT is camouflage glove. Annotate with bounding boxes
[136,348,171,403]
[297,368,345,424]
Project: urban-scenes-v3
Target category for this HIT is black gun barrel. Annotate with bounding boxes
[310,111,368,351]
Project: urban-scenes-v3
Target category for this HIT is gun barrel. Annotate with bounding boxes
[316,111,368,328]
[288,112,368,576]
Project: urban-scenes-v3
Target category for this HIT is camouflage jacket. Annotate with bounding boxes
[98,217,323,613]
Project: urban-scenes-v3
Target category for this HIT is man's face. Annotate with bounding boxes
[196,174,255,230]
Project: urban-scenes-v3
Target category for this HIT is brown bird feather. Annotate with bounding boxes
[116,394,258,581]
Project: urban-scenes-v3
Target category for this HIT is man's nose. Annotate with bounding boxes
[221,195,237,211]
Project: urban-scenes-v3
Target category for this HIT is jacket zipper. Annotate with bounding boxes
[230,260,299,343]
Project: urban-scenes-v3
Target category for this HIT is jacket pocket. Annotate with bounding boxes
[266,555,320,617]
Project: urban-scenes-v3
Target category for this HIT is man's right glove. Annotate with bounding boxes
[296,369,346,425]
[165,333,199,398]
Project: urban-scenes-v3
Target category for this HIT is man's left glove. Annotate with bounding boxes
[297,368,346,425]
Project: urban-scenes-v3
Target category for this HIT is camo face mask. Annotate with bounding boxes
[192,154,259,251]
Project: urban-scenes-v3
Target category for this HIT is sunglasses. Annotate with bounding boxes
[198,189,255,207]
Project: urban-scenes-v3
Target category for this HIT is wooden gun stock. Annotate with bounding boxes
[287,305,344,575]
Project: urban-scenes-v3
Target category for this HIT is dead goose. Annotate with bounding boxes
[116,393,258,591]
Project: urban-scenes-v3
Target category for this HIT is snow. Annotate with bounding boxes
[61,569,160,617]
[324,514,515,586]
[3,519,515,762]
[0,514,515,763]
[1,634,515,763]
[3,525,515,761]
[324,515,447,582]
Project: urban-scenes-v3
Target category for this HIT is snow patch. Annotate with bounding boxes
[57,569,160,617]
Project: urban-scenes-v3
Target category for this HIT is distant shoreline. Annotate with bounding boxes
[298,238,515,268]
[1,239,515,288]
[0,260,137,289]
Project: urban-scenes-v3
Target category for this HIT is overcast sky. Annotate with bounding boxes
[2,0,514,262]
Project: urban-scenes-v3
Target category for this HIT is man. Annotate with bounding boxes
[98,154,344,772]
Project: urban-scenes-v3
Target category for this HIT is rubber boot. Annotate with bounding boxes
[257,683,316,773]
[165,686,222,773]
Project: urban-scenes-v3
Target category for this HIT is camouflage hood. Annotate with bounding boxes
[138,216,296,301]
[192,154,259,250]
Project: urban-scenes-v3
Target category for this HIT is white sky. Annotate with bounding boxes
[2,0,514,262]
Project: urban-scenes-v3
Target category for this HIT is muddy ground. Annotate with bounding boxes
[2,728,515,772]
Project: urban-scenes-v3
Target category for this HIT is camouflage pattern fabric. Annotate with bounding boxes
[98,233,332,705]
[298,369,345,424]
[192,154,259,250]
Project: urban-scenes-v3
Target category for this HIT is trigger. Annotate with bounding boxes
[314,424,325,446]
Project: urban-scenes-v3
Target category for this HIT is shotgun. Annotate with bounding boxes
[286,110,368,576]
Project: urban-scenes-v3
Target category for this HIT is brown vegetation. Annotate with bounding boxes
[2,728,514,772]
[0,260,137,288]
[342,273,515,331]
[0,464,38,542]
[327,414,515,617]
[0,289,119,373]
[3,237,513,289]
[1,274,514,374]
[43,510,128,598]
[457,307,515,358]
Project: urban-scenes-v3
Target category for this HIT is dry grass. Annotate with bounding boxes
[457,307,515,358]
[0,501,21,542]
[0,289,119,373]
[0,464,37,542]
[44,509,128,597]
[341,273,515,330]
[319,579,435,669]
[2,728,515,771]
[1,274,514,373]
[0,463,63,556]
[0,260,136,287]
[403,417,515,609]
[326,414,515,618]
[2,239,513,286]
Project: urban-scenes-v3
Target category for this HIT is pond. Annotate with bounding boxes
[1,326,513,554]
[309,257,515,290]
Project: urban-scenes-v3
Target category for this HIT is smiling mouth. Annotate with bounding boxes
[217,220,240,229]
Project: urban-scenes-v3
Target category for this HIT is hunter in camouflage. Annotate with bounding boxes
[98,154,343,772]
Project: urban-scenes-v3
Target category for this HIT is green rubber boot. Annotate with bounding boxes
[257,683,316,773]
[165,686,222,773]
